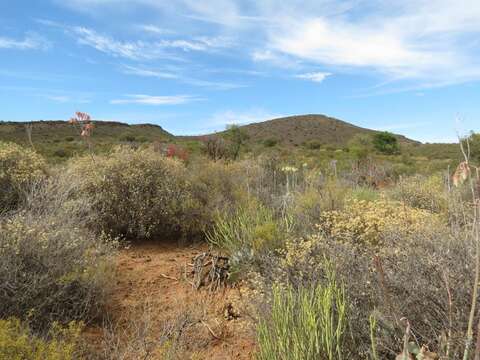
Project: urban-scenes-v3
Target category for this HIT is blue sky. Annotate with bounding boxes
[1,0,479,142]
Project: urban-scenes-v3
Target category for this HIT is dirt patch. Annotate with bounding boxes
[86,242,256,359]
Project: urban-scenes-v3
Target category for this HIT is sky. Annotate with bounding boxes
[1,0,479,142]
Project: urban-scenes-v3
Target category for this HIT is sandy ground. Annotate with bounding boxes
[85,241,256,359]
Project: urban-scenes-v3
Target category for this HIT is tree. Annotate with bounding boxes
[223,124,249,160]
[202,135,229,161]
[372,131,400,155]
[468,132,480,163]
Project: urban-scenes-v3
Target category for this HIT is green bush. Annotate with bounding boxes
[257,268,347,360]
[372,132,400,155]
[468,131,480,163]
[263,138,278,147]
[68,146,202,240]
[304,140,322,150]
[0,142,47,212]
[119,133,136,142]
[0,318,83,360]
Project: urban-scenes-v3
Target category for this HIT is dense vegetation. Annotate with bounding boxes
[1,116,480,359]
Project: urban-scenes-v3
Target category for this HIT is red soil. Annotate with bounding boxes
[86,242,256,359]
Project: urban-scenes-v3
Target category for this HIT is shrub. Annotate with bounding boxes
[318,198,440,246]
[263,138,278,147]
[68,146,201,240]
[304,140,322,150]
[372,132,400,155]
[260,215,472,358]
[467,132,480,164]
[256,268,347,360]
[188,159,253,229]
[53,148,68,158]
[0,318,83,360]
[0,214,115,330]
[0,176,116,330]
[348,134,374,160]
[223,124,249,160]
[0,142,47,212]
[388,174,449,213]
[119,133,136,142]
[287,180,352,236]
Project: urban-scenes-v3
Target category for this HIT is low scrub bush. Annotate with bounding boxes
[318,198,441,246]
[389,174,449,213]
[0,142,47,212]
[259,216,472,358]
[0,176,116,330]
[67,147,202,240]
[188,159,250,230]
[0,318,83,360]
[256,268,347,360]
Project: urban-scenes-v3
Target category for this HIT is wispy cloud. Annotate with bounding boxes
[52,0,480,90]
[136,24,174,35]
[295,72,331,83]
[42,94,91,103]
[120,64,178,79]
[110,94,201,105]
[44,95,71,103]
[252,49,299,69]
[0,33,50,50]
[120,64,246,90]
[72,27,232,60]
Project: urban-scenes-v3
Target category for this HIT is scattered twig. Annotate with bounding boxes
[201,320,220,339]
[442,271,453,359]
[160,273,178,281]
[400,317,411,360]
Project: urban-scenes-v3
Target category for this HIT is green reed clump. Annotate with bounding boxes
[257,268,347,360]
[206,199,282,256]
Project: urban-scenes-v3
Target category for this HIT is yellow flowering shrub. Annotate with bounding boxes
[318,198,441,246]
[0,318,82,360]
[0,142,47,211]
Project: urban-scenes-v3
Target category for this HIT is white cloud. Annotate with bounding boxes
[252,49,299,68]
[120,64,246,90]
[264,1,480,86]
[110,94,201,105]
[0,33,50,50]
[55,0,480,88]
[45,95,70,103]
[43,94,91,103]
[121,64,178,79]
[295,72,331,83]
[137,24,174,35]
[72,27,232,60]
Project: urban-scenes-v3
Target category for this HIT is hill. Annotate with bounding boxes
[1,115,460,162]
[0,120,173,160]
[186,114,419,147]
